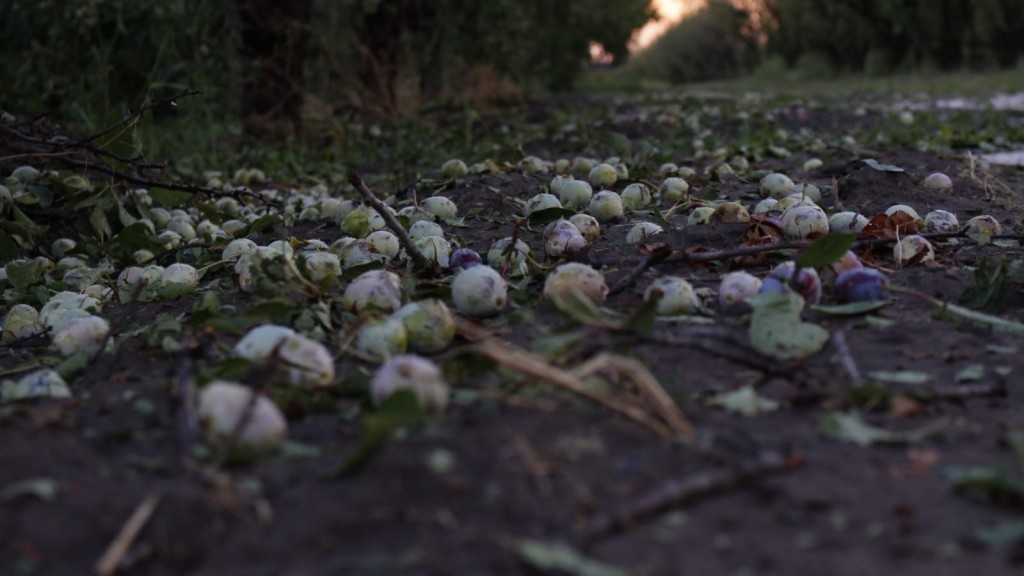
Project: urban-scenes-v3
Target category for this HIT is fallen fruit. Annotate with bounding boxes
[834,268,890,303]
[893,235,935,266]
[198,381,287,455]
[718,271,763,314]
[544,262,608,306]
[371,355,449,413]
[451,265,508,317]
[644,276,701,315]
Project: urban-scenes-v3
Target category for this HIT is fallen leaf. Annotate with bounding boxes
[811,300,890,316]
[821,411,947,446]
[515,539,626,576]
[975,521,1024,550]
[863,158,905,173]
[749,290,830,361]
[955,364,986,383]
[1,478,59,503]
[868,371,934,385]
[797,233,857,268]
[707,386,780,416]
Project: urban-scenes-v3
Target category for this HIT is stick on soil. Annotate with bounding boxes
[348,171,438,274]
[578,451,794,546]
[95,494,161,576]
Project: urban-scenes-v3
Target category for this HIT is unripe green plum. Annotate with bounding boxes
[451,265,507,317]
[199,381,287,455]
[644,276,700,315]
[588,191,624,222]
[371,355,449,413]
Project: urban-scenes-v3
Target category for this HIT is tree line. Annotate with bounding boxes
[629,0,1024,85]
[0,0,652,137]
[762,0,1024,73]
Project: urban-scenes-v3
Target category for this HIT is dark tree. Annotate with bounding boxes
[238,0,313,137]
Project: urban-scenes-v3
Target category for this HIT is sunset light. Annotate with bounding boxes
[631,0,705,52]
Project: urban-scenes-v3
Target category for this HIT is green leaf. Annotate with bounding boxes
[200,358,255,382]
[1005,429,1024,469]
[959,256,1011,311]
[107,222,167,254]
[624,291,661,335]
[515,539,627,576]
[796,233,857,268]
[527,207,577,227]
[28,184,54,207]
[821,411,947,447]
[279,441,322,459]
[530,330,586,359]
[945,466,1024,504]
[749,290,829,360]
[0,205,48,241]
[242,298,299,323]
[862,159,905,173]
[148,188,194,207]
[707,386,780,416]
[955,364,985,384]
[0,234,18,262]
[867,371,934,385]
[89,205,112,241]
[116,198,138,228]
[68,188,111,210]
[811,300,890,316]
[5,259,44,290]
[56,350,93,380]
[334,390,425,477]
[240,213,283,236]
[932,300,1024,335]
[975,521,1024,550]
[0,478,59,503]
[549,286,614,327]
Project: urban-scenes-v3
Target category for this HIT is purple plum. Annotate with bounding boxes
[834,268,889,303]
[448,247,482,272]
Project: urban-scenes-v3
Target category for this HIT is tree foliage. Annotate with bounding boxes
[627,0,759,84]
[0,0,229,126]
[761,0,1024,73]
[0,0,653,129]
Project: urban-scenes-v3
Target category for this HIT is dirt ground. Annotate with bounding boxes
[3,90,1024,576]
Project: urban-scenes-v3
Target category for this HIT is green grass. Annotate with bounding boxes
[581,67,1024,99]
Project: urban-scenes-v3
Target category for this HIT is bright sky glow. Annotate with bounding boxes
[631,0,705,52]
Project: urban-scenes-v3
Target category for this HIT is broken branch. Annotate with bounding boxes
[348,171,437,274]
[578,451,794,545]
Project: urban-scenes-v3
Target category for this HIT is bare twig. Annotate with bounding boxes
[608,244,673,296]
[831,329,863,388]
[57,154,275,207]
[0,327,52,350]
[664,240,806,264]
[94,494,161,576]
[640,329,796,378]
[578,451,794,546]
[1,103,279,208]
[348,171,437,274]
[831,175,844,212]
[75,89,203,147]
